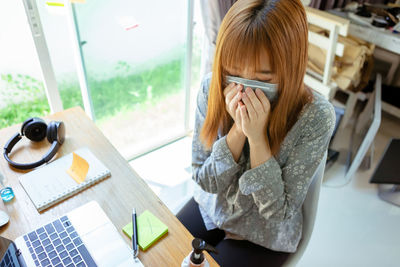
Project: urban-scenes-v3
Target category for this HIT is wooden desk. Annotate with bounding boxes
[0,107,218,267]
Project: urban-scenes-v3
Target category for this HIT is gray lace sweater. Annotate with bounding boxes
[192,74,335,253]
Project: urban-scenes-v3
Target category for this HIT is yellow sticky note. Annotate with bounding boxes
[46,2,64,7]
[66,153,89,184]
[70,0,86,3]
[45,1,66,16]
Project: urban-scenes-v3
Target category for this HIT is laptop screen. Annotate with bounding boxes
[0,236,20,267]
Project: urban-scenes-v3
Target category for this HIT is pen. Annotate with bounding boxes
[132,208,139,259]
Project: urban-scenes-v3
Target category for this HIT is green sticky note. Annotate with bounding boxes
[123,210,168,251]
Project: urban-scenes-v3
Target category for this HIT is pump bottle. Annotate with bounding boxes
[181,238,218,267]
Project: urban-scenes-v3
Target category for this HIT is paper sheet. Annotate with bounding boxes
[116,16,139,31]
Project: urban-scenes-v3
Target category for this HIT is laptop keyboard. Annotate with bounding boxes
[23,216,97,267]
[1,249,17,267]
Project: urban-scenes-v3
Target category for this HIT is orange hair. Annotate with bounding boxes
[200,0,313,155]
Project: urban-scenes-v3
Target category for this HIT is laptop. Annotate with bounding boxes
[1,201,143,267]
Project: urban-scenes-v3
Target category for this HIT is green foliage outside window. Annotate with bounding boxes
[0,46,200,129]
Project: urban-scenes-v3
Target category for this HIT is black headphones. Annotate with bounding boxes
[3,117,65,170]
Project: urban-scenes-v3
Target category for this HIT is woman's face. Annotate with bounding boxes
[225,49,278,84]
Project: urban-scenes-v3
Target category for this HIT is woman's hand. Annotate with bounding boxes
[223,83,243,124]
[238,87,271,144]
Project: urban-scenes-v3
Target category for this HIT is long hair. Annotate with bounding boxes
[200,0,312,155]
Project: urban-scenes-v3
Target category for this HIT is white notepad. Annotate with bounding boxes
[19,147,111,212]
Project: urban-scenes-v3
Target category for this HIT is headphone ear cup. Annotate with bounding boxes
[21,118,34,134]
[46,121,65,145]
[23,117,47,142]
[46,121,57,143]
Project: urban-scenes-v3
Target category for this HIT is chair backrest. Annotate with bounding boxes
[283,152,327,267]
[304,7,349,99]
[344,74,382,183]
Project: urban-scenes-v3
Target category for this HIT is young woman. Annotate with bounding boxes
[177,0,335,266]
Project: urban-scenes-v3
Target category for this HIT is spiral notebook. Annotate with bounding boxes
[19,147,111,212]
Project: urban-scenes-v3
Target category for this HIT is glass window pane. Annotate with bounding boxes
[189,0,205,129]
[0,1,50,129]
[35,2,83,111]
[74,0,189,158]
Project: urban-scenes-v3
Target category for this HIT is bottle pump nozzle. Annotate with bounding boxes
[190,238,218,265]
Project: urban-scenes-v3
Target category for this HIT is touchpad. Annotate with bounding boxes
[80,223,132,267]
[68,201,109,236]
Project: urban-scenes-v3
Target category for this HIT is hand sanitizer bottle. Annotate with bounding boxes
[181,238,218,267]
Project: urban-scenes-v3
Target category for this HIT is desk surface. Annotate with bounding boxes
[0,107,218,267]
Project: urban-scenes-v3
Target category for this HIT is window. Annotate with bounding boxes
[2,0,201,159]
[0,0,50,128]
